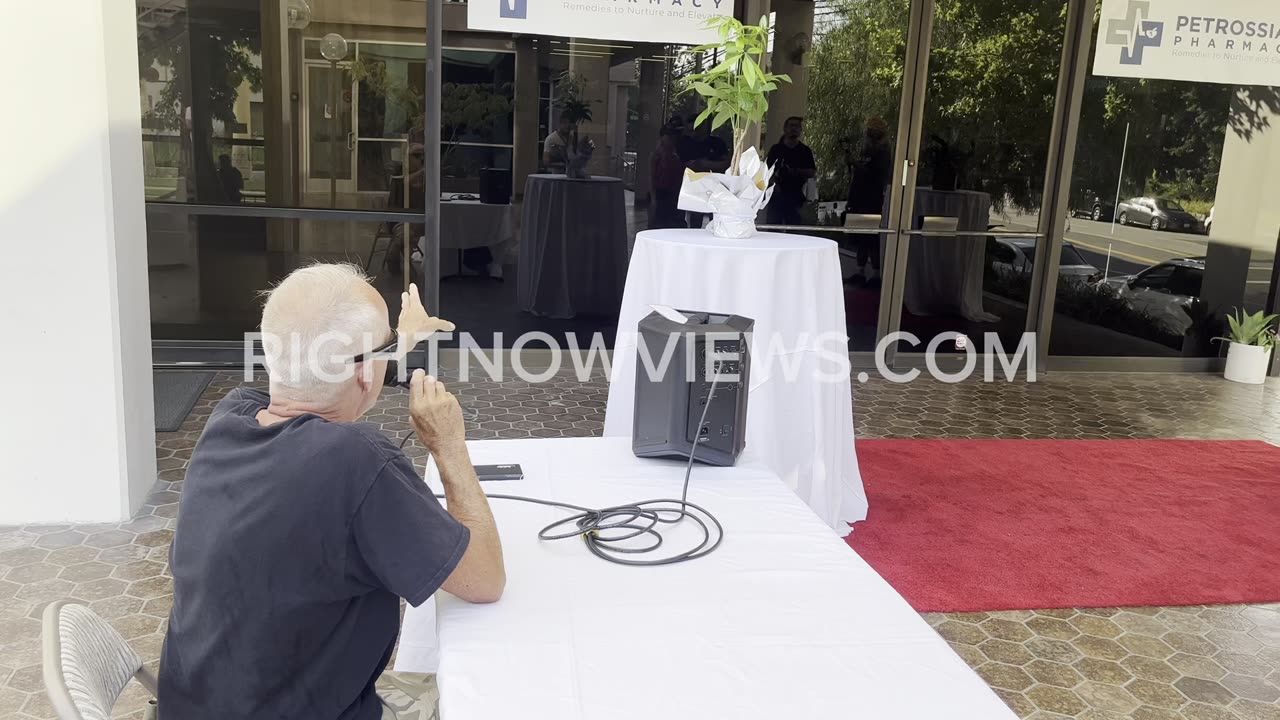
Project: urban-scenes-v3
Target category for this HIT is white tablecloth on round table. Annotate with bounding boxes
[905,189,998,322]
[419,198,516,252]
[603,229,867,534]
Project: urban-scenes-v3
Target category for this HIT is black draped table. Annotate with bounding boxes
[517,174,628,319]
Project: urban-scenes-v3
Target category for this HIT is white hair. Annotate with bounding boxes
[260,263,387,404]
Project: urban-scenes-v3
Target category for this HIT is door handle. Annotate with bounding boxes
[348,132,355,150]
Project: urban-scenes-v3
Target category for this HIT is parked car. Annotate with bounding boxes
[991,237,1102,282]
[1115,197,1205,234]
[1205,205,1216,235]
[1088,198,1116,222]
[1103,257,1205,334]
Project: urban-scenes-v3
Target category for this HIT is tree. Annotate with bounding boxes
[806,0,1280,213]
[138,17,262,203]
[684,15,792,174]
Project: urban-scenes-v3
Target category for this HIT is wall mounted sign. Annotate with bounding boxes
[1095,0,1280,86]
[471,0,737,46]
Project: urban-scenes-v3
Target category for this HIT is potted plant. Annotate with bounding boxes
[1216,309,1278,384]
[552,71,596,179]
[677,15,791,238]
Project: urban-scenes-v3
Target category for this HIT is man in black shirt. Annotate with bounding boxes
[766,116,817,226]
[160,266,505,720]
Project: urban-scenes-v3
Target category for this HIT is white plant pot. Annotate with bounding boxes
[677,147,774,240]
[1223,341,1272,384]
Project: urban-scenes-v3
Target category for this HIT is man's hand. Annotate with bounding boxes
[397,283,455,354]
[409,370,466,454]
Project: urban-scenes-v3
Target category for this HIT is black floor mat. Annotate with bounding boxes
[153,371,215,432]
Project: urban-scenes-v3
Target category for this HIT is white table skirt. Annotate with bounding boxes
[602,229,866,534]
[395,437,1016,720]
[905,189,998,323]
[415,199,517,274]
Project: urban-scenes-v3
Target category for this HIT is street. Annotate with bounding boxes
[1001,214,1275,289]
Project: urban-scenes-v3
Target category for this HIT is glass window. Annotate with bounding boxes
[1132,264,1174,290]
[1053,40,1280,358]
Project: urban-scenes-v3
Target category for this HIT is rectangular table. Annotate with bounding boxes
[395,437,1015,720]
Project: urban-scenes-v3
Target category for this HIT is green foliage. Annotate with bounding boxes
[349,56,426,134]
[808,0,1280,213]
[1217,309,1279,349]
[554,71,594,125]
[140,34,263,133]
[807,0,907,200]
[684,16,791,172]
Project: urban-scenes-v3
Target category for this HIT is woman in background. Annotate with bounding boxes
[651,129,687,229]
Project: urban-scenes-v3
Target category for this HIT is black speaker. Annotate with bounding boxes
[479,168,512,205]
[631,310,752,467]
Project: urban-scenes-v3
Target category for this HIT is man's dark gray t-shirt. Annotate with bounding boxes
[159,388,469,719]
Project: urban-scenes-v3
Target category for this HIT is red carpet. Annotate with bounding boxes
[848,439,1280,612]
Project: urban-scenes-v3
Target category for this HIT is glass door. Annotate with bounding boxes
[305,63,356,201]
[882,0,1073,363]
[754,0,919,352]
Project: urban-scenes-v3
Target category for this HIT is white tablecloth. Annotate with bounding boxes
[395,437,1015,720]
[416,198,517,276]
[905,189,998,322]
[602,229,866,534]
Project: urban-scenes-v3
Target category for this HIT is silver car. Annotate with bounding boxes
[990,238,1101,281]
[1115,197,1205,234]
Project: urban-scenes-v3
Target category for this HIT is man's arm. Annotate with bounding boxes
[796,147,818,179]
[409,370,506,604]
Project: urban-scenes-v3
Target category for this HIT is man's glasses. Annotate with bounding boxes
[351,335,410,388]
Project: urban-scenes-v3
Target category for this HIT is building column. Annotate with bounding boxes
[1209,88,1280,336]
[513,37,540,199]
[634,53,665,208]
[0,0,157,523]
[569,41,613,176]
[768,0,814,142]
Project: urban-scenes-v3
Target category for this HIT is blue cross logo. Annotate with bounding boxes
[500,0,528,19]
[1104,0,1164,66]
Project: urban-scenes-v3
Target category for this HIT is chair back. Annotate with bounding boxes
[42,600,158,720]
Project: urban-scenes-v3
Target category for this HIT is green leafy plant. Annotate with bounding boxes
[553,71,594,128]
[684,16,792,174]
[1215,309,1279,349]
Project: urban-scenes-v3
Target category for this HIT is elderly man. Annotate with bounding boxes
[159,264,505,720]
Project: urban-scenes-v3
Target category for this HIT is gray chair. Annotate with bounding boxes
[42,600,158,720]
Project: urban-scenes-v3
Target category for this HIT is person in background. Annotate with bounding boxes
[845,117,893,217]
[844,117,894,278]
[651,128,687,229]
[160,266,504,720]
[217,154,244,204]
[766,116,817,226]
[666,115,701,171]
[543,110,575,172]
[682,117,732,228]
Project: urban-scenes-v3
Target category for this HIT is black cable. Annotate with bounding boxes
[407,377,725,566]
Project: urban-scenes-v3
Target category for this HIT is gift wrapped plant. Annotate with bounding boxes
[677,16,791,239]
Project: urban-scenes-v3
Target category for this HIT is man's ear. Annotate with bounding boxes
[354,361,374,394]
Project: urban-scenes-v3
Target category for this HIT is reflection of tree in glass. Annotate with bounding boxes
[807,0,1280,214]
[441,82,513,168]
[349,56,425,136]
[139,29,262,202]
[351,55,512,175]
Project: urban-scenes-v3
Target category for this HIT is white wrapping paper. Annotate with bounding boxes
[677,147,775,239]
